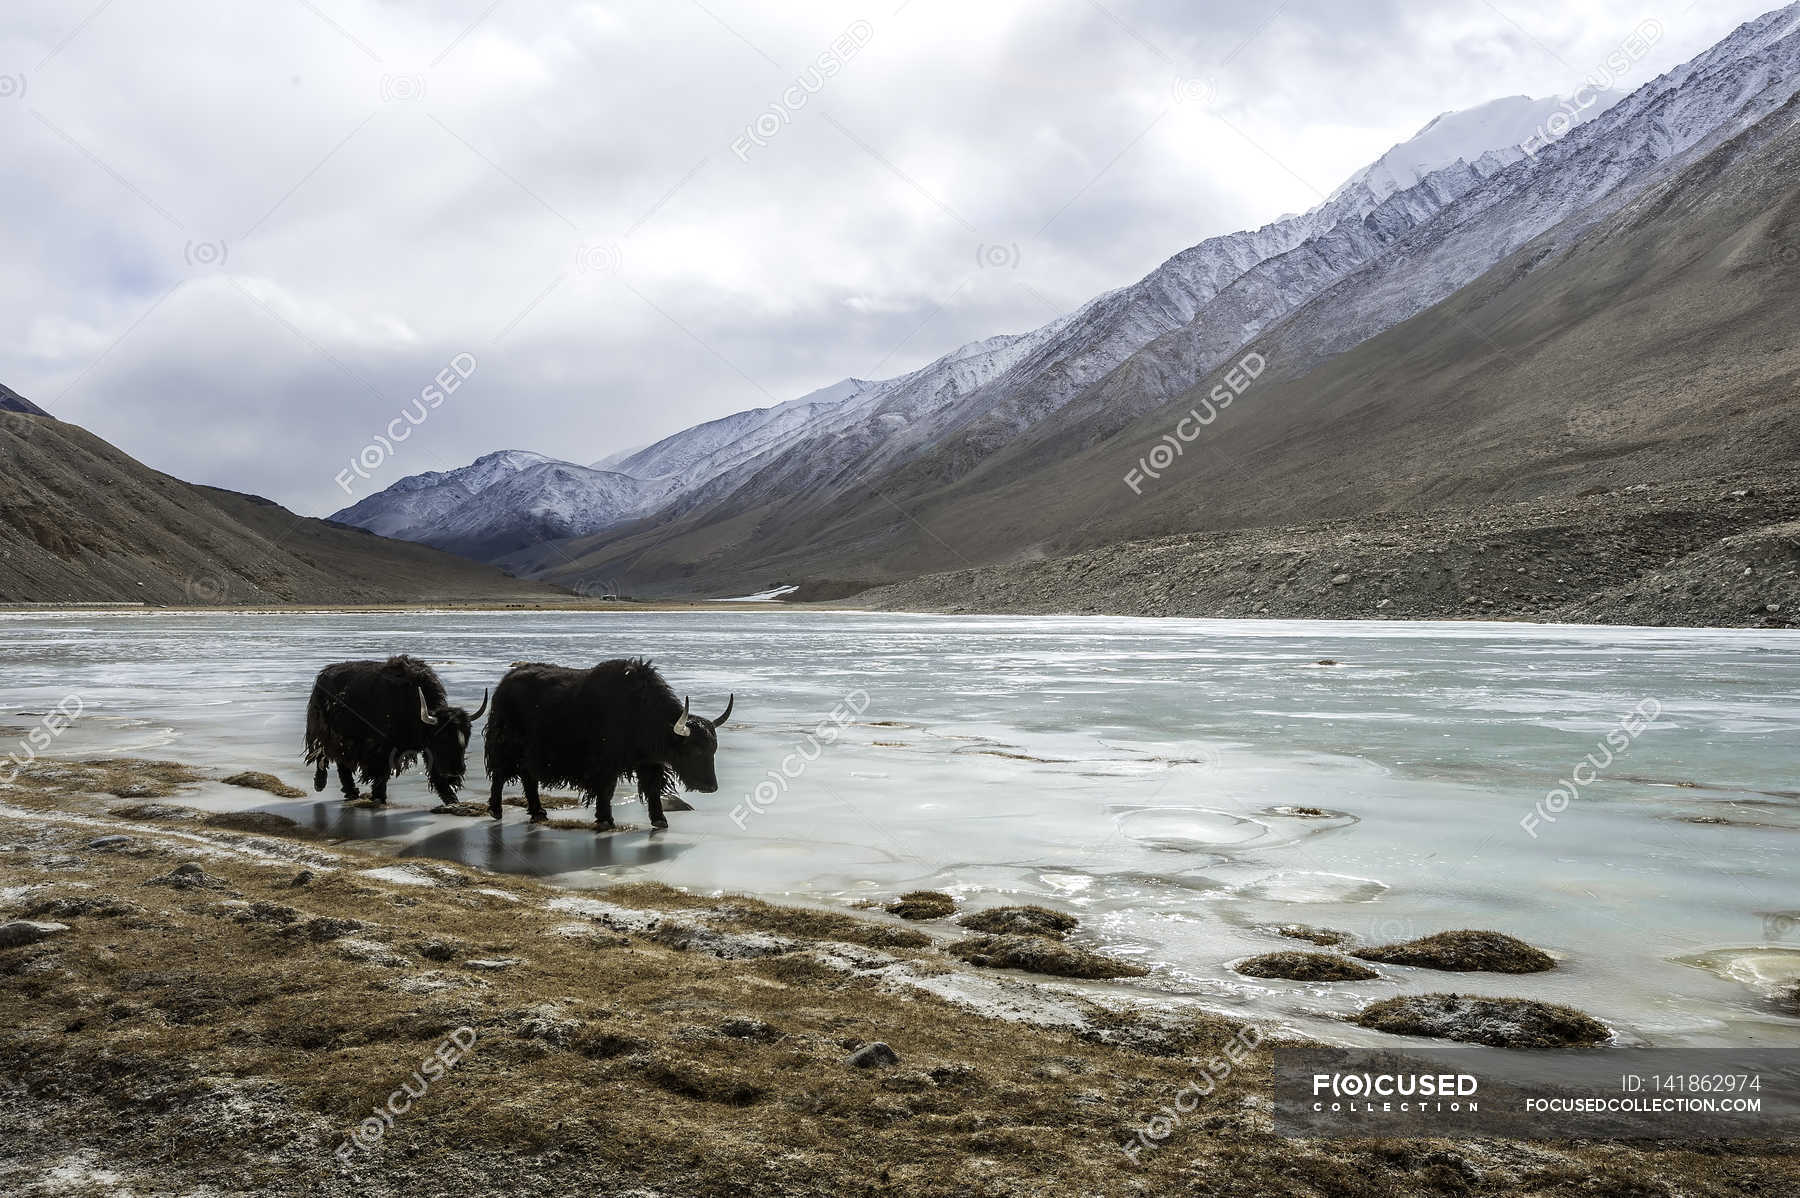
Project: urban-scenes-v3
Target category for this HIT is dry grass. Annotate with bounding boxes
[1234,952,1380,982]
[886,890,957,920]
[949,935,1148,980]
[222,771,308,798]
[956,905,1079,940]
[1354,930,1556,974]
[2,758,1794,1196]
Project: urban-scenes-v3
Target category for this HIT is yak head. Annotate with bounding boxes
[664,695,735,793]
[416,688,488,790]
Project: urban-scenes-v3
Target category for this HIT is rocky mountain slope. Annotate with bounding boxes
[0,405,557,606]
[334,84,1604,560]
[524,4,1800,608]
[855,471,1800,628]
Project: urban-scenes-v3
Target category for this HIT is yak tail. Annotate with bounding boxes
[303,685,333,769]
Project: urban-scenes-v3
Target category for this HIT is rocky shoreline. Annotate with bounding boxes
[4,758,1798,1195]
[853,472,1800,629]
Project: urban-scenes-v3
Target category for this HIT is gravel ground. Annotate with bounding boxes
[856,471,1800,629]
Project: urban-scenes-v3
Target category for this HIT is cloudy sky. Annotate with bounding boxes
[1,0,1781,514]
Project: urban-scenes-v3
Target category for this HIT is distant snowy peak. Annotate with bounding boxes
[384,449,552,497]
[1332,91,1622,207]
[330,448,562,540]
[0,382,50,417]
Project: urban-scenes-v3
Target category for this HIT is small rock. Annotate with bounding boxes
[86,835,135,851]
[1330,574,1352,586]
[234,901,299,926]
[0,920,70,949]
[296,916,364,943]
[465,957,524,971]
[847,1041,900,1069]
[221,771,307,799]
[146,863,225,891]
[336,938,409,968]
[289,870,314,888]
[718,1017,782,1043]
[417,938,463,963]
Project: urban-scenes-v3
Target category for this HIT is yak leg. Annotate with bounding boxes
[591,772,619,831]
[523,774,548,824]
[313,762,329,793]
[369,761,391,807]
[336,762,360,801]
[425,767,458,806]
[487,773,505,821]
[639,764,670,830]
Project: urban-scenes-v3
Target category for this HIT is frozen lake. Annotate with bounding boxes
[4,609,1797,1047]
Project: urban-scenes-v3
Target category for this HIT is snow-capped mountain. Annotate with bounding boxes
[334,2,1800,587]
[1331,92,1620,206]
[340,85,1589,560]
[422,460,678,560]
[331,450,555,540]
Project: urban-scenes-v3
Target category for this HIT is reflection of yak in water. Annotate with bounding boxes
[304,655,486,806]
[484,659,733,830]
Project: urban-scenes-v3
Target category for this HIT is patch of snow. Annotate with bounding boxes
[711,585,798,602]
[358,865,440,887]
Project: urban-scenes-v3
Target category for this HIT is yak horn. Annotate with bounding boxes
[418,690,439,727]
[471,689,489,721]
[714,695,734,726]
[673,696,692,737]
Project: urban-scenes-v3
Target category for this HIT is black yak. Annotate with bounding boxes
[483,659,733,829]
[304,655,487,806]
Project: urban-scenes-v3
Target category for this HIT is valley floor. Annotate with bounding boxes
[3,758,1797,1196]
[853,471,1800,630]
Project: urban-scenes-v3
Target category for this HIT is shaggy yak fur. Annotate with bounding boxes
[304,655,484,805]
[484,658,732,829]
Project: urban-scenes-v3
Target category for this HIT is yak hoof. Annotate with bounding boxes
[651,818,670,831]
[596,819,616,832]
[487,806,503,821]
[528,811,550,825]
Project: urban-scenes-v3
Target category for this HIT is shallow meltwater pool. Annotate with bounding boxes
[3,609,1797,1047]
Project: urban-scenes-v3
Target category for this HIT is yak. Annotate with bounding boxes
[484,658,733,829]
[304,655,487,806]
